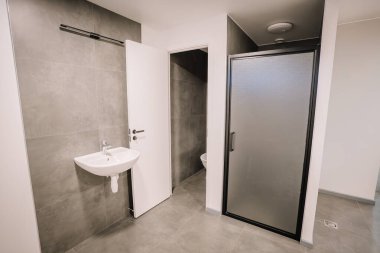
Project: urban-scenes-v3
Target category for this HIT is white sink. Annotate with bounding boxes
[74,147,140,193]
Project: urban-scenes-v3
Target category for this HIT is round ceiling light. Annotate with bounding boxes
[267,22,293,34]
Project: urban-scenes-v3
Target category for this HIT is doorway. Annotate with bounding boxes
[169,48,208,201]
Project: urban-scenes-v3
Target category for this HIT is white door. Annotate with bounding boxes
[125,40,171,218]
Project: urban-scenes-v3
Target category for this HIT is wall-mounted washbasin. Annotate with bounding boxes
[74,147,140,193]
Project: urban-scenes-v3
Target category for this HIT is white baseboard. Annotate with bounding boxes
[205,207,221,215]
[300,239,313,248]
[319,189,375,205]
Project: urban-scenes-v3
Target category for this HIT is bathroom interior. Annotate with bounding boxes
[2,0,380,253]
[170,48,208,191]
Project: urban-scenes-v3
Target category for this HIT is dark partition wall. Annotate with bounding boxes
[170,50,208,187]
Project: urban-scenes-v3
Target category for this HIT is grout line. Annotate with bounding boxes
[230,224,245,253]
[353,200,373,235]
[26,128,97,140]
[75,215,133,251]
[25,124,128,140]
[15,56,126,73]
[35,182,105,212]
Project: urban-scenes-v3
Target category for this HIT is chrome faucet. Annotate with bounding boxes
[101,140,112,156]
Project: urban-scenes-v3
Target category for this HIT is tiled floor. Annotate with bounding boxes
[67,170,380,253]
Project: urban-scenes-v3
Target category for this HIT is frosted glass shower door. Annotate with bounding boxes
[225,49,316,238]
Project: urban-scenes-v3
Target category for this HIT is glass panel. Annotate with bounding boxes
[227,52,314,234]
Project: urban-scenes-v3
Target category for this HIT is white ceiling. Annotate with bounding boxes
[87,0,380,45]
[88,0,324,45]
[338,0,380,24]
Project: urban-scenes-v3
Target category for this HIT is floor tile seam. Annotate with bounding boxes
[180,174,205,186]
[355,199,375,231]
[170,205,204,234]
[129,202,196,239]
[228,224,246,253]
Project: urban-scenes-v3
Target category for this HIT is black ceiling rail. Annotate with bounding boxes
[59,24,124,47]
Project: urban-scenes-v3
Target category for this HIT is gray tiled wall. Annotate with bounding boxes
[7,0,140,252]
[170,50,207,187]
[227,16,257,55]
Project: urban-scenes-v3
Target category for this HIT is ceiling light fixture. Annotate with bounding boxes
[274,38,285,43]
[267,22,293,34]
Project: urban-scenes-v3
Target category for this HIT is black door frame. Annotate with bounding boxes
[222,46,321,241]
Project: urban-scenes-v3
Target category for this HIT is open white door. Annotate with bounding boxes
[125,40,171,218]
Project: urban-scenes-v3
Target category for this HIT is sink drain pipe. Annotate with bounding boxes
[110,174,119,193]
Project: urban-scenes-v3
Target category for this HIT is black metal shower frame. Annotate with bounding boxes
[222,45,321,241]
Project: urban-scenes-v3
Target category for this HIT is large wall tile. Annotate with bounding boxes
[8,0,142,252]
[92,42,126,72]
[189,115,207,147]
[171,118,191,186]
[104,174,130,226]
[95,70,127,128]
[17,59,98,138]
[191,81,207,115]
[26,130,102,209]
[170,62,200,83]
[170,79,192,119]
[92,5,140,72]
[98,126,129,148]
[8,0,95,65]
[93,5,141,42]
[37,185,107,253]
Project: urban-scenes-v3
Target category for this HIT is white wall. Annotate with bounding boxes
[320,18,380,201]
[301,0,339,245]
[142,14,228,212]
[142,6,341,245]
[0,0,41,252]
[143,8,340,245]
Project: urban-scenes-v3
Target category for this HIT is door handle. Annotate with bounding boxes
[132,129,145,134]
[229,132,236,152]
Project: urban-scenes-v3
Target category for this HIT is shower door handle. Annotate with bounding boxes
[229,132,236,152]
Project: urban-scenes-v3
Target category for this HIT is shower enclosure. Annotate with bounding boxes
[223,47,319,240]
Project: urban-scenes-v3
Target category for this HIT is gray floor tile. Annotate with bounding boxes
[74,220,163,253]
[152,236,192,253]
[173,211,244,253]
[316,193,372,236]
[305,220,337,253]
[234,224,305,253]
[69,171,380,253]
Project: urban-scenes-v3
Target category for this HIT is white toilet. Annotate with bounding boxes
[200,153,207,169]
